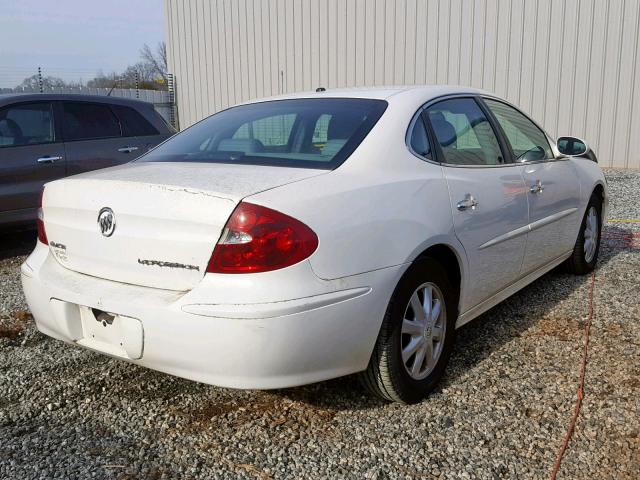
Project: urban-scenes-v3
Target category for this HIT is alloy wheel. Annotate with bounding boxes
[583,206,599,263]
[400,282,447,380]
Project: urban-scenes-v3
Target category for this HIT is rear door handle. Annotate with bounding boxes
[36,155,63,164]
[457,194,479,211]
[117,146,139,153]
[530,180,544,194]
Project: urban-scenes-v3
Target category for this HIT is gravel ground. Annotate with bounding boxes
[0,170,638,480]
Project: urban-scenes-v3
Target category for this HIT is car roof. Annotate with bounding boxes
[243,85,490,104]
[0,93,153,108]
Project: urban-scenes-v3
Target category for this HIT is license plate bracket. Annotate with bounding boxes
[49,299,144,360]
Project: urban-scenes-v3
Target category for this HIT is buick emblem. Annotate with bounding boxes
[97,208,116,237]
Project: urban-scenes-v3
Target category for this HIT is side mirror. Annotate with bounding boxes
[557,136,588,156]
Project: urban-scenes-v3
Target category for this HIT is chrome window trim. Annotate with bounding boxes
[405,93,522,169]
[405,92,570,168]
[514,156,572,165]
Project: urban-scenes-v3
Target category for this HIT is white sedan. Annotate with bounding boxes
[22,86,606,403]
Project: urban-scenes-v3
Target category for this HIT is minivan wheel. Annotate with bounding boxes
[565,195,602,275]
[360,258,456,403]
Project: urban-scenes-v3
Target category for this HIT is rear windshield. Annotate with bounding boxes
[138,98,387,169]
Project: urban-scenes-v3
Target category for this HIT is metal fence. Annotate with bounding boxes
[0,77,179,130]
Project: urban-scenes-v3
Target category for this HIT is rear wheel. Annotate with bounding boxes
[565,194,602,275]
[360,258,457,403]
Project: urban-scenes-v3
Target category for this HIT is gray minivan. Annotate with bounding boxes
[0,94,174,228]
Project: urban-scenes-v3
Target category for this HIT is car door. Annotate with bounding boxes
[61,101,140,176]
[423,97,529,312]
[482,98,581,274]
[0,101,65,225]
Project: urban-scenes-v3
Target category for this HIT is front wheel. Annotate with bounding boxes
[565,194,602,275]
[359,258,457,403]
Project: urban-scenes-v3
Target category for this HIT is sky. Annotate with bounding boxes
[0,0,165,88]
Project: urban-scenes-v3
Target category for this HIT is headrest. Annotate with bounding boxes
[0,118,23,139]
[218,138,265,154]
[429,112,457,147]
[327,112,364,140]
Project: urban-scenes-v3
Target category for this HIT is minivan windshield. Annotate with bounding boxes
[138,98,387,169]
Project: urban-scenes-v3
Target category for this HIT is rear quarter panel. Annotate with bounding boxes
[248,151,463,282]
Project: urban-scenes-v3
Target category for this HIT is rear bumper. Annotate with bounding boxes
[21,244,404,389]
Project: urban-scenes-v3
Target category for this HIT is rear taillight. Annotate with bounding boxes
[207,202,318,274]
[37,188,48,245]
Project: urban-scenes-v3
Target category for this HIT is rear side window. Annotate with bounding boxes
[139,98,388,169]
[0,102,54,147]
[425,98,504,166]
[408,114,431,158]
[484,99,553,161]
[63,102,121,141]
[111,105,159,137]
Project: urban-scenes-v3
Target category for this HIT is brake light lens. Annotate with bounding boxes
[37,188,48,245]
[207,202,318,274]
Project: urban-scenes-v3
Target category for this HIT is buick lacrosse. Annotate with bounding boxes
[22,86,606,403]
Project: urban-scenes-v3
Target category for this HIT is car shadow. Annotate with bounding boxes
[0,228,36,261]
[12,224,634,415]
[276,224,635,411]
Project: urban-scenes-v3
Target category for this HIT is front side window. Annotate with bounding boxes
[425,98,504,166]
[484,99,553,162]
[0,102,54,147]
[139,98,388,169]
[63,102,121,141]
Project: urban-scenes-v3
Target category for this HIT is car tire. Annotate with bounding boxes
[564,194,602,275]
[360,258,457,404]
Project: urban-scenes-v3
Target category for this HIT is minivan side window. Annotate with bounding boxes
[111,105,159,137]
[0,102,54,147]
[425,98,504,166]
[63,102,121,141]
[484,99,553,162]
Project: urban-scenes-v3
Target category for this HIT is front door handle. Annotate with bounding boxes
[36,155,63,164]
[530,180,544,194]
[457,194,479,211]
[117,146,139,153]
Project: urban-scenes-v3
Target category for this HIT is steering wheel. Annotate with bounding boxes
[516,145,546,162]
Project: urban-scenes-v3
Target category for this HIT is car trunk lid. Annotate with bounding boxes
[42,162,325,291]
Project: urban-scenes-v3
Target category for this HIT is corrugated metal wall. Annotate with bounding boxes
[165,0,640,169]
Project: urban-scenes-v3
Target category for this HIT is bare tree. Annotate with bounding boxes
[18,74,66,90]
[140,42,167,81]
[87,62,160,90]
[15,42,169,91]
